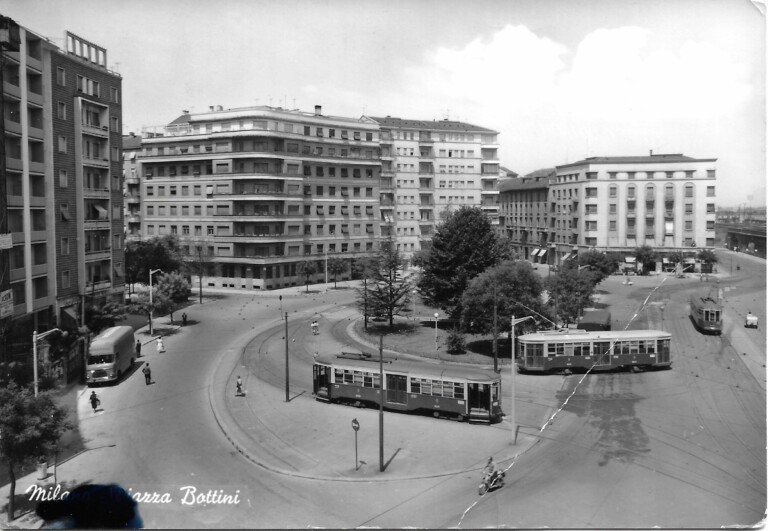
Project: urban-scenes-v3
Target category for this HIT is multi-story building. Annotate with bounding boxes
[1,21,123,361]
[138,105,381,290]
[497,168,556,263]
[367,117,500,258]
[122,132,142,241]
[551,153,717,271]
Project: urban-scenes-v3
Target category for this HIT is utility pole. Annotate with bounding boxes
[379,335,384,472]
[284,312,289,402]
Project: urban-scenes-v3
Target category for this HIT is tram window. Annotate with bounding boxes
[564,343,574,356]
[364,374,373,387]
[344,371,354,384]
[373,374,381,388]
[443,382,454,398]
[492,384,499,402]
[353,371,364,385]
[547,343,565,356]
[526,343,543,358]
[410,378,421,394]
[454,384,465,400]
[421,380,432,395]
[334,368,344,381]
[627,341,639,354]
[573,342,589,356]
[431,380,443,397]
[645,340,655,353]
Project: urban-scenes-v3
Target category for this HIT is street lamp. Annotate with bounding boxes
[148,269,163,335]
[325,249,328,285]
[32,328,65,397]
[412,290,417,320]
[510,315,534,444]
[434,313,439,352]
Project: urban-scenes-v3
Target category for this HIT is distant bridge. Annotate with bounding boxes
[721,223,767,258]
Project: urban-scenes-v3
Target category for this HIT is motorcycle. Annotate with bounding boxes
[479,469,505,495]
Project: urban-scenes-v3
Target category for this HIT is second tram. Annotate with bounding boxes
[689,292,723,334]
[312,352,503,424]
[517,329,672,373]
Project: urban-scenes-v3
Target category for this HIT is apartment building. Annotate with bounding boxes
[366,117,500,258]
[122,132,142,241]
[138,105,381,290]
[551,153,717,271]
[1,21,124,360]
[497,168,556,263]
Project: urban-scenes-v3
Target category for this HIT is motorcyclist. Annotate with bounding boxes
[483,457,497,482]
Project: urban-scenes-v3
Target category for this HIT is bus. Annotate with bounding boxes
[313,352,503,424]
[86,326,137,384]
[517,329,672,374]
[689,292,723,334]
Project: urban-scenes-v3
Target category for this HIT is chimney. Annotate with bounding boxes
[315,105,322,116]
[209,106,214,112]
[216,105,223,111]
[650,149,653,156]
[182,109,189,114]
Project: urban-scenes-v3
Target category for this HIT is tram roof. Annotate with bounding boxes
[314,353,499,382]
[518,329,671,342]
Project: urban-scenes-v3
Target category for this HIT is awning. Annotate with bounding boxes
[205,186,214,195]
[114,262,124,276]
[531,249,540,258]
[539,250,548,260]
[684,258,695,264]
[63,306,78,321]
[625,256,636,263]
[662,258,670,263]
[94,205,109,220]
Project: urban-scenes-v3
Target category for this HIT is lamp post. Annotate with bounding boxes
[148,269,162,335]
[434,313,439,352]
[510,315,534,444]
[325,249,328,285]
[32,328,64,397]
[412,290,417,320]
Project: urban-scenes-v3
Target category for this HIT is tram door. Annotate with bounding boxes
[313,365,330,397]
[386,374,407,404]
[468,383,490,411]
[593,341,613,368]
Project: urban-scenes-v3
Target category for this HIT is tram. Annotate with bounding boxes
[312,352,503,424]
[516,329,672,374]
[689,292,723,334]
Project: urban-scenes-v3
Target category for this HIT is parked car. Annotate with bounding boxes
[745,312,759,329]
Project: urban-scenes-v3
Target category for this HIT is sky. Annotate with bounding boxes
[2,0,765,207]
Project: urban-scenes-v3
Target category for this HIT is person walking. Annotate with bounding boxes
[235,375,243,396]
[182,313,188,326]
[135,339,142,357]
[142,363,152,385]
[89,391,100,413]
[157,336,165,353]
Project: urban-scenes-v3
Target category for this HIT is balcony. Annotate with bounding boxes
[82,123,109,138]
[126,194,140,204]
[126,213,141,224]
[83,156,110,168]
[125,175,140,185]
[84,187,110,199]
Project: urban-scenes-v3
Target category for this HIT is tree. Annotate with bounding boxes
[84,300,125,335]
[357,241,412,329]
[182,242,215,304]
[127,285,171,335]
[697,249,718,265]
[0,382,73,521]
[125,235,185,294]
[296,260,319,292]
[633,245,658,275]
[545,261,599,325]
[445,326,466,355]
[577,250,619,283]
[154,271,191,324]
[418,206,506,319]
[327,257,347,288]
[354,257,380,330]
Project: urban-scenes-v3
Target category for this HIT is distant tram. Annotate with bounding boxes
[689,292,723,334]
[517,329,672,374]
[312,352,503,424]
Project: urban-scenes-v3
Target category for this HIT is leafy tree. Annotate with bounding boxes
[354,257,380,330]
[125,235,185,293]
[418,206,506,319]
[0,382,73,521]
[445,326,466,355]
[545,261,599,325]
[84,300,125,335]
[666,251,684,267]
[577,250,619,283]
[297,260,319,292]
[365,241,413,328]
[154,271,191,324]
[633,245,658,275]
[127,285,172,335]
[327,257,347,288]
[697,249,718,265]
[410,249,428,270]
[182,241,215,304]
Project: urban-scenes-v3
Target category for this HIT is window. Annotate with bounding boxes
[57,67,66,86]
[110,87,119,103]
[61,237,70,255]
[57,102,66,120]
[585,187,598,198]
[609,220,616,231]
[59,169,68,188]
[685,183,694,198]
[60,204,70,221]
[706,203,715,213]
[58,136,67,153]
[706,186,715,197]
[61,270,70,289]
[685,203,693,214]
[609,185,617,198]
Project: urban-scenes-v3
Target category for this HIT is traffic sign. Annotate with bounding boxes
[351,418,359,431]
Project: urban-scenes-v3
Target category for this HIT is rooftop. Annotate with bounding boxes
[557,154,717,170]
[367,116,497,134]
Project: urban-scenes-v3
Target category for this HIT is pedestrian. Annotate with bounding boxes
[135,339,142,357]
[182,313,188,326]
[142,363,152,385]
[89,391,100,413]
[157,336,165,353]
[236,375,243,396]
